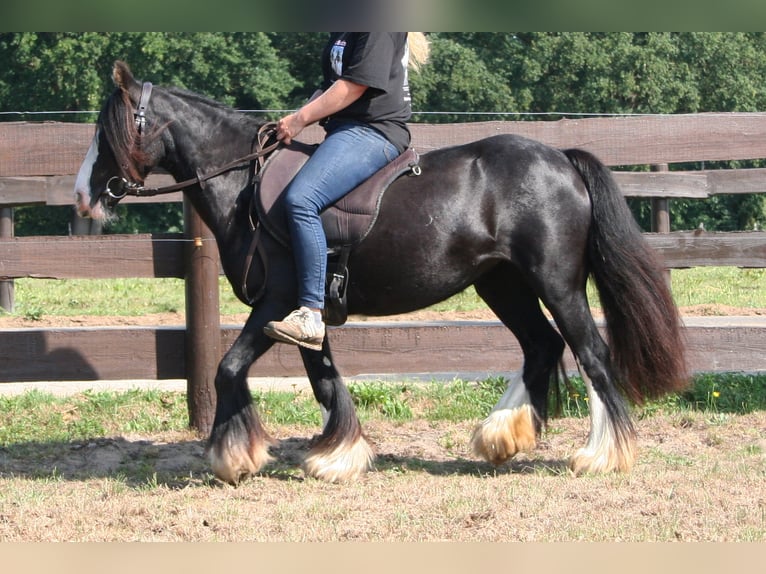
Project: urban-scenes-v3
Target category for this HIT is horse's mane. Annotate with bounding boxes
[164,85,269,135]
[99,88,152,182]
[99,84,266,182]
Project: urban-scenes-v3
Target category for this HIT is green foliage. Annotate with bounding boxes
[13,206,75,237]
[410,36,515,123]
[265,33,328,107]
[4,373,763,449]
[678,373,766,414]
[564,373,766,419]
[422,376,508,421]
[0,389,188,446]
[105,204,184,234]
[3,32,766,232]
[251,389,321,426]
[0,32,297,120]
[348,381,413,421]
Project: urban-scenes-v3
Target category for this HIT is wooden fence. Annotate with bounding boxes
[2,114,765,433]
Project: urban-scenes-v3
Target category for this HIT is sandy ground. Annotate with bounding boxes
[1,304,764,541]
[1,411,765,541]
[0,304,763,329]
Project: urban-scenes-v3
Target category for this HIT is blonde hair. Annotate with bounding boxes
[407,32,430,71]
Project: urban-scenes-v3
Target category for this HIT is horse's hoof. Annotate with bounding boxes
[303,436,375,483]
[207,438,274,485]
[568,434,636,475]
[470,405,537,466]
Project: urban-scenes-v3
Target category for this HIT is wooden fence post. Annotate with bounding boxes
[183,197,221,435]
[0,208,14,312]
[650,163,672,285]
[650,164,671,233]
[71,212,103,236]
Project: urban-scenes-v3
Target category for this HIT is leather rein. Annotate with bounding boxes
[103,81,280,205]
[102,82,281,306]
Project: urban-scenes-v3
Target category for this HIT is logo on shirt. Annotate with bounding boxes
[330,40,346,77]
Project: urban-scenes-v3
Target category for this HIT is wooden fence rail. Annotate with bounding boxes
[1,115,765,433]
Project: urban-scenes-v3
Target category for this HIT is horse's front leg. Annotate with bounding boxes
[206,313,277,484]
[299,338,375,482]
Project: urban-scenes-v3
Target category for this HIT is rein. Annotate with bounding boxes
[101,86,283,305]
[105,112,280,203]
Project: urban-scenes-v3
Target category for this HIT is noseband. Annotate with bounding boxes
[98,80,280,208]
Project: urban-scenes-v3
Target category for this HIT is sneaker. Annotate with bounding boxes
[263,307,325,351]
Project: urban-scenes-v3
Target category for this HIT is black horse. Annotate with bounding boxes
[75,62,687,483]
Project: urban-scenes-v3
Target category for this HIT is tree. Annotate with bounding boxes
[265,33,328,107]
[2,32,765,233]
[1,33,299,235]
[0,32,113,122]
[411,35,515,123]
[111,33,298,113]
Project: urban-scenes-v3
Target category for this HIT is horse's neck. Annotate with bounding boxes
[159,97,258,238]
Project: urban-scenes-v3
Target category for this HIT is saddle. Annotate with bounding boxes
[251,140,421,325]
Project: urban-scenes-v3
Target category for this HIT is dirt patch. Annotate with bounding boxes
[0,304,763,329]
[1,411,765,541]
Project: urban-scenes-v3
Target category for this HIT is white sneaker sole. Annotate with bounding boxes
[263,324,324,351]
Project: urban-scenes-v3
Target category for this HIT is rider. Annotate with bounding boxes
[264,32,429,351]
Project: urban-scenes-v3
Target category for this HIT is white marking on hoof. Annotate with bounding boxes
[303,436,375,483]
[568,368,636,474]
[569,427,636,474]
[470,404,537,466]
[208,437,274,485]
[470,374,537,465]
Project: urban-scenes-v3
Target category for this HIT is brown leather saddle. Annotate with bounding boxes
[251,141,421,325]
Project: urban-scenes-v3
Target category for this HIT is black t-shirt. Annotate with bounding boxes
[321,32,412,153]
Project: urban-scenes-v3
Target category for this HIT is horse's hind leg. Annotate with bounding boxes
[298,339,374,482]
[541,288,637,474]
[470,264,566,466]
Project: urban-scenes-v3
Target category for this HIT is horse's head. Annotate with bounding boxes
[75,61,163,220]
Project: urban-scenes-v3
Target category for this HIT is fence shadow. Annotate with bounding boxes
[0,436,211,488]
[0,330,100,382]
[0,433,571,488]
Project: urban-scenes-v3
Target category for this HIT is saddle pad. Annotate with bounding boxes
[256,142,419,248]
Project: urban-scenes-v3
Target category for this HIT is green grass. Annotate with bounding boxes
[555,372,766,419]
[0,389,189,446]
[3,267,764,321]
[2,373,764,447]
[6,277,251,320]
[670,267,766,308]
[1,267,763,446]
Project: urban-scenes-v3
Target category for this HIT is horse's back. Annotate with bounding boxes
[378,133,591,226]
[345,133,593,315]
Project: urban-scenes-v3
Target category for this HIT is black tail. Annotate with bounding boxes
[564,148,689,403]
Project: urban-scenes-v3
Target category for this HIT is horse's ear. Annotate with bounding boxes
[112,61,141,97]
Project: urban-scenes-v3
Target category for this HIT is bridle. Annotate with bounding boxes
[100,81,280,208]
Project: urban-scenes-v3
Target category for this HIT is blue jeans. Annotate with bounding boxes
[283,120,400,309]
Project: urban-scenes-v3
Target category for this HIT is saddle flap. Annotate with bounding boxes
[256,143,420,249]
[256,141,317,246]
[320,147,419,246]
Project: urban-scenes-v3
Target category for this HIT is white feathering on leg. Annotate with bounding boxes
[303,436,375,483]
[569,364,636,474]
[470,373,537,465]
